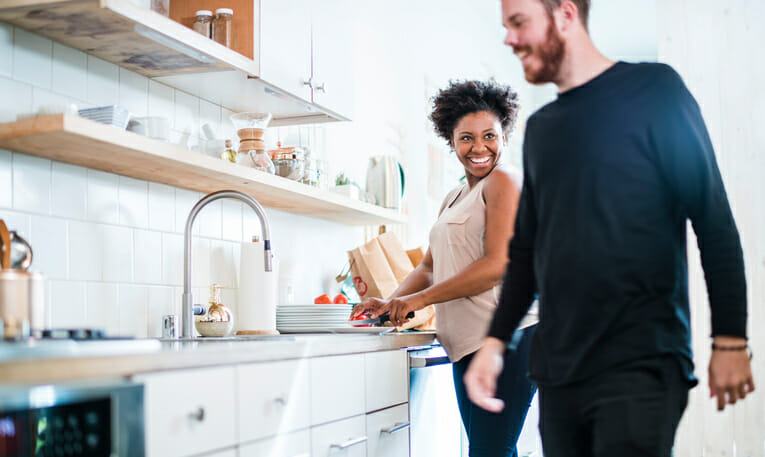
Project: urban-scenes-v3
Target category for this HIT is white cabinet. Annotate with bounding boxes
[258,0,312,102]
[136,366,237,457]
[311,415,368,457]
[237,359,311,442]
[310,354,366,425]
[310,0,354,116]
[239,429,311,457]
[366,404,410,457]
[365,350,408,413]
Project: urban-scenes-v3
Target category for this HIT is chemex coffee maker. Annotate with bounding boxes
[0,219,44,340]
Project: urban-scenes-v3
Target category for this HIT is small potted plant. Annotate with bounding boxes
[331,172,361,200]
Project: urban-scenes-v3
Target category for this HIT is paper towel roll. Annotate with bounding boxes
[237,238,278,333]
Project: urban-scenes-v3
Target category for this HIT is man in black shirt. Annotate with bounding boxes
[464,0,755,456]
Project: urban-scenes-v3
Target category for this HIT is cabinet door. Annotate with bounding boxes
[366,404,410,457]
[311,415,367,457]
[239,429,310,457]
[310,0,354,116]
[310,354,366,425]
[259,0,312,101]
[136,366,237,457]
[365,350,408,413]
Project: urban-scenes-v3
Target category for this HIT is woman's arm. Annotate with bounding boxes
[388,168,521,326]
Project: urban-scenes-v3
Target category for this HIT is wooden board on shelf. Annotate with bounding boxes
[0,0,257,77]
[0,115,406,226]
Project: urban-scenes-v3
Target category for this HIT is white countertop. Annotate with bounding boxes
[0,332,437,385]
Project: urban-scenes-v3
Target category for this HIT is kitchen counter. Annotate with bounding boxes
[0,332,437,384]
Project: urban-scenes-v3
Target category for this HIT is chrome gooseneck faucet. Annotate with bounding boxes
[182,190,272,338]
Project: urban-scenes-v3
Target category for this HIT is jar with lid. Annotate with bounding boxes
[212,8,234,48]
[192,10,213,38]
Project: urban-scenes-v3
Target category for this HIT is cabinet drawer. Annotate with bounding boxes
[239,429,310,457]
[310,354,365,425]
[365,350,408,412]
[311,415,367,457]
[366,404,410,457]
[136,366,236,457]
[237,359,310,441]
[198,449,236,457]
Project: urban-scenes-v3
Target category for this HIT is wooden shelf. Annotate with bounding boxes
[0,0,347,125]
[0,115,406,226]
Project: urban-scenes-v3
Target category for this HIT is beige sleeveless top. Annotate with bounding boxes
[429,171,539,362]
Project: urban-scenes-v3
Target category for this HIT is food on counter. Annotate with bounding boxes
[332,294,349,304]
[314,293,333,304]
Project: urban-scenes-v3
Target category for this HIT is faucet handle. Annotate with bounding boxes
[192,304,207,316]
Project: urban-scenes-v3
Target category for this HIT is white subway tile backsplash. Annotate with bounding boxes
[0,149,11,208]
[87,169,119,224]
[174,89,199,135]
[118,68,149,117]
[86,56,119,106]
[68,221,102,281]
[210,240,235,288]
[51,43,87,101]
[102,225,133,283]
[198,200,221,238]
[49,280,86,328]
[242,209,263,242]
[85,282,120,335]
[0,76,33,122]
[119,284,148,338]
[134,229,162,284]
[0,24,13,77]
[147,182,175,232]
[29,215,67,279]
[175,189,201,234]
[12,28,51,89]
[221,201,242,241]
[199,99,221,139]
[12,153,51,214]
[148,80,174,121]
[147,286,175,337]
[0,209,30,239]
[161,232,183,286]
[191,237,210,288]
[221,108,236,145]
[51,162,87,219]
[31,87,74,115]
[118,176,148,228]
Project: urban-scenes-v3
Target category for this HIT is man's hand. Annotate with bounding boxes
[464,337,507,413]
[709,336,755,411]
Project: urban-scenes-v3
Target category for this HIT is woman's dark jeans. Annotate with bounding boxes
[452,324,537,457]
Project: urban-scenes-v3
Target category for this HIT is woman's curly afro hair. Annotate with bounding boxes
[429,79,520,146]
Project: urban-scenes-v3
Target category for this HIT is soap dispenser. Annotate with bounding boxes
[195,283,234,337]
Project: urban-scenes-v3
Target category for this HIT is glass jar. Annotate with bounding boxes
[212,8,234,48]
[192,10,213,38]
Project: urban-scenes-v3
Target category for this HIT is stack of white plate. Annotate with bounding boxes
[276,305,353,333]
[78,105,130,130]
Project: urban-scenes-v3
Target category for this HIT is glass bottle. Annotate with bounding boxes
[221,139,237,163]
[212,8,234,48]
[192,10,213,38]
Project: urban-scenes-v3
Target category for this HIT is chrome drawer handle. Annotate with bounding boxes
[329,436,368,450]
[273,395,287,406]
[188,406,205,422]
[381,421,410,435]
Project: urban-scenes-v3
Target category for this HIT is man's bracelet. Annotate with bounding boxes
[712,343,753,360]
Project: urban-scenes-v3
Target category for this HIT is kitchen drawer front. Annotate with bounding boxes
[310,353,365,425]
[239,429,310,457]
[365,350,408,412]
[366,404,410,457]
[137,366,236,457]
[237,359,310,441]
[311,415,367,457]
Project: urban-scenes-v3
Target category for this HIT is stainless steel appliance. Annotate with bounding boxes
[408,344,466,457]
[0,381,145,456]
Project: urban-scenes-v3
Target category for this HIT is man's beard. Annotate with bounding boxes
[519,18,565,84]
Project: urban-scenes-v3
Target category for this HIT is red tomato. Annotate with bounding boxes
[333,294,349,304]
[314,294,332,304]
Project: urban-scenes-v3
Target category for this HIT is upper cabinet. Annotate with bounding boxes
[0,0,353,125]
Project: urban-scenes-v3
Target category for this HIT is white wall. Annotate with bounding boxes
[657,1,765,456]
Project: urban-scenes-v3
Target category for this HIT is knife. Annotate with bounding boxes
[349,311,415,326]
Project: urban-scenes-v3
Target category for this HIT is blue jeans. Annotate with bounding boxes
[452,325,537,457]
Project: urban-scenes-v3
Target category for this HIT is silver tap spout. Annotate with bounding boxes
[182,190,272,338]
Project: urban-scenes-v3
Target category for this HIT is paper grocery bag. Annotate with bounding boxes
[348,238,399,299]
[406,247,426,268]
[376,232,415,283]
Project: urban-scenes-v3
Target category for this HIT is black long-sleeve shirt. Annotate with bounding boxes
[487,62,747,386]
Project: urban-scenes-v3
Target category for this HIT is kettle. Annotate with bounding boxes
[366,155,405,209]
[0,219,44,340]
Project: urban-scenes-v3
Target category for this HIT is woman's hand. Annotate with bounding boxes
[350,297,390,320]
[388,294,428,327]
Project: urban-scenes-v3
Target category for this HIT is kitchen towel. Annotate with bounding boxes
[238,238,278,333]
